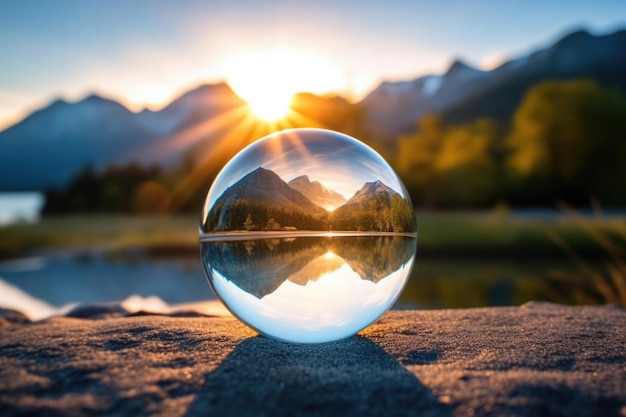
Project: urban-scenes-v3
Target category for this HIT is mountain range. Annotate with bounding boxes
[0,83,245,190]
[361,29,626,136]
[287,175,347,210]
[331,180,415,232]
[1,28,625,191]
[203,167,415,233]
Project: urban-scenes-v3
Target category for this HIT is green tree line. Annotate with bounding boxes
[395,79,626,208]
[207,198,327,231]
[331,194,415,232]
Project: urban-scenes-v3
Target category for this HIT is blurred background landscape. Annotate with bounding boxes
[1,1,626,315]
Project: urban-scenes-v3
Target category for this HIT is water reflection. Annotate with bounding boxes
[201,235,416,343]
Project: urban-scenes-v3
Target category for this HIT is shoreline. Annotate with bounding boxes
[199,230,418,242]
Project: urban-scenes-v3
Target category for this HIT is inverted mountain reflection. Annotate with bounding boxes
[201,235,416,342]
[202,235,416,298]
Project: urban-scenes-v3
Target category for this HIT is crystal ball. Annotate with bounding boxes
[200,128,417,343]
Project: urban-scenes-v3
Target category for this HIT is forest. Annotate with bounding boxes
[394,80,626,208]
[43,79,626,214]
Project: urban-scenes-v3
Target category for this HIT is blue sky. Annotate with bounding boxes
[1,0,624,128]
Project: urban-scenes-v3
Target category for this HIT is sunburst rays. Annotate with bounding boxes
[166,99,332,212]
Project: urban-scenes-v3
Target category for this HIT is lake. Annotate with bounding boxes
[0,192,45,225]
[0,248,582,315]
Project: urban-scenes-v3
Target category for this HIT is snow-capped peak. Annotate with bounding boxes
[423,75,442,96]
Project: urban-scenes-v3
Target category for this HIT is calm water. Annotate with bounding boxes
[0,248,577,311]
[0,192,45,225]
[399,258,571,309]
[0,251,212,307]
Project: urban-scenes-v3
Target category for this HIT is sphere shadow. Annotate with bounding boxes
[184,336,451,417]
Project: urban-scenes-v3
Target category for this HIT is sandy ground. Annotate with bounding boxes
[0,302,625,416]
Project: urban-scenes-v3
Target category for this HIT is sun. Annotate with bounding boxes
[245,90,294,121]
[224,49,344,122]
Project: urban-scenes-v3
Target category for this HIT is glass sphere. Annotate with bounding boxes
[200,128,416,343]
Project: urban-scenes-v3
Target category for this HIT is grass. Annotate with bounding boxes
[1,211,625,260]
[416,211,626,259]
[0,215,199,259]
[546,204,626,306]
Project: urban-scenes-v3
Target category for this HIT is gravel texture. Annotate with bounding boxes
[0,302,625,416]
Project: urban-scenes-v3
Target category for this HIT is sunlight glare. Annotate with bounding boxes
[225,50,344,121]
[248,92,293,121]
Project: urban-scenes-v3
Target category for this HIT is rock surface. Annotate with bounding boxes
[0,302,625,416]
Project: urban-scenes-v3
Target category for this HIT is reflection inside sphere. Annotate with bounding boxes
[201,236,416,343]
[200,128,417,343]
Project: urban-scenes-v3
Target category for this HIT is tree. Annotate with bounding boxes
[434,118,500,207]
[243,213,256,231]
[265,218,281,231]
[132,181,171,214]
[396,115,444,207]
[390,195,414,232]
[395,115,502,208]
[507,79,626,205]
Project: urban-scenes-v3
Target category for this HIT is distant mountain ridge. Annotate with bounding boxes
[340,180,399,210]
[1,28,624,190]
[203,167,415,233]
[332,180,415,232]
[0,83,244,190]
[287,175,346,210]
[359,28,626,135]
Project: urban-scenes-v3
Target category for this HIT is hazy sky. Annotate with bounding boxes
[1,0,625,128]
